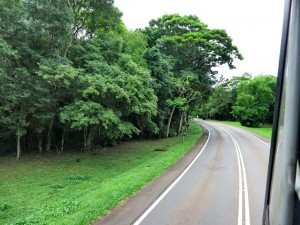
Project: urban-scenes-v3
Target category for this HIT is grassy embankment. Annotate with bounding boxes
[0,123,202,225]
[216,121,272,139]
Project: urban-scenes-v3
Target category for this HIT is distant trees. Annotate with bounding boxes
[0,1,242,158]
[199,74,277,127]
[200,83,235,121]
[232,75,276,127]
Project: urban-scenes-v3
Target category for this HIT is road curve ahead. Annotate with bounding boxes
[97,121,270,225]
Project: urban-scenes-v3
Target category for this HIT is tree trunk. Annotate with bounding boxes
[86,126,95,152]
[46,119,53,153]
[186,111,189,129]
[60,127,66,153]
[183,111,187,127]
[63,35,73,58]
[38,131,43,154]
[16,131,21,160]
[166,106,176,138]
[181,111,187,143]
[178,112,184,136]
[83,127,88,151]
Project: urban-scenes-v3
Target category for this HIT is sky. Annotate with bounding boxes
[114,0,285,78]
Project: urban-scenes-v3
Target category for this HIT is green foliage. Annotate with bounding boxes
[143,14,242,137]
[145,14,243,75]
[37,61,79,87]
[68,0,123,37]
[61,100,120,129]
[0,68,32,136]
[200,84,235,120]
[66,33,158,142]
[122,30,149,67]
[0,0,25,40]
[199,74,276,127]
[144,47,174,136]
[0,1,240,158]
[0,0,156,156]
[232,75,276,127]
[24,0,73,57]
[0,37,18,61]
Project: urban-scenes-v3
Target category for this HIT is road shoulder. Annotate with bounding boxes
[92,123,209,225]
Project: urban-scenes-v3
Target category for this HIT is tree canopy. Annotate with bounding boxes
[144,14,243,137]
[0,1,243,159]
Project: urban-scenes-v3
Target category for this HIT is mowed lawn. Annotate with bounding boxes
[0,123,202,225]
[216,121,272,139]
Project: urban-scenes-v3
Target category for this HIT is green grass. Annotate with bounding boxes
[0,123,202,225]
[216,121,272,139]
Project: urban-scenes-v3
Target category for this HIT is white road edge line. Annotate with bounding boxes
[215,124,251,225]
[239,129,270,148]
[132,123,211,225]
[217,122,270,148]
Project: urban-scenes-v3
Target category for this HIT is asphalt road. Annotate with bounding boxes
[96,121,270,225]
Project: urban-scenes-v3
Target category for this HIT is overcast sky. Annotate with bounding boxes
[114,0,285,78]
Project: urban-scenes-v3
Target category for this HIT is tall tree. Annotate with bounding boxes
[145,14,243,75]
[144,14,243,136]
[0,1,33,159]
[144,47,174,137]
[166,71,201,137]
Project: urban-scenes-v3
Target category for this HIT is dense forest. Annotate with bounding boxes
[0,0,245,159]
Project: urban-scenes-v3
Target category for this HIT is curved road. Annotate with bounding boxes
[97,121,270,225]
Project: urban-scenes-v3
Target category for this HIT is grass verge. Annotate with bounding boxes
[0,123,202,225]
[215,121,272,139]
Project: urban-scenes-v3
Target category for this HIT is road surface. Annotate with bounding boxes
[96,121,270,225]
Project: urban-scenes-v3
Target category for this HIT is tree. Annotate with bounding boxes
[0,67,34,160]
[232,75,276,127]
[68,0,123,35]
[123,30,148,68]
[166,71,201,137]
[62,33,157,150]
[22,0,80,154]
[145,14,243,75]
[24,0,73,58]
[0,2,34,159]
[144,47,174,137]
[36,59,80,152]
[65,0,123,56]
[61,100,131,151]
[144,14,243,136]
